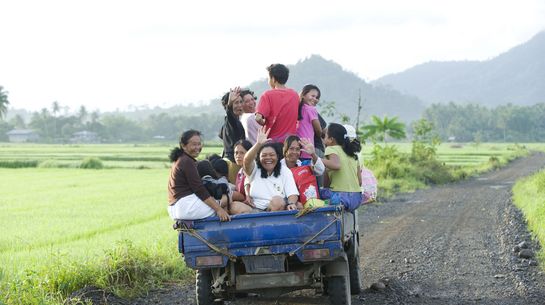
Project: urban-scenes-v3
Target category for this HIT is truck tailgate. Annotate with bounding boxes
[179,206,347,268]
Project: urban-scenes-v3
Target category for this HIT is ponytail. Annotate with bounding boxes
[345,138,361,160]
[297,101,304,121]
[169,147,184,162]
[327,123,361,160]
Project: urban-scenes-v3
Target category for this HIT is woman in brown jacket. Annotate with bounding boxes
[167,129,230,221]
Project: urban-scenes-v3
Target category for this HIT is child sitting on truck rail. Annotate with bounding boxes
[320,123,363,211]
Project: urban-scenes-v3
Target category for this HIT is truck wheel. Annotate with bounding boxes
[348,240,362,295]
[327,276,351,305]
[196,269,222,305]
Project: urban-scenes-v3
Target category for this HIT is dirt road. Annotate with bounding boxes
[125,153,545,304]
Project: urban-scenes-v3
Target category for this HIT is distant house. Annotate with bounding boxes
[71,131,99,143]
[6,129,40,142]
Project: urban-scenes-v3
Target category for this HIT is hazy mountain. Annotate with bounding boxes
[375,31,545,107]
[247,55,425,123]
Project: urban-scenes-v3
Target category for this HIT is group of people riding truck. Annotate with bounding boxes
[167,63,369,222]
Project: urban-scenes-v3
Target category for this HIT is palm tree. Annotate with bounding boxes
[362,115,406,144]
[0,86,10,120]
[51,101,60,138]
[78,105,88,126]
[51,101,60,117]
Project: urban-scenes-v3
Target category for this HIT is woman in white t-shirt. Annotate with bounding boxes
[243,126,300,212]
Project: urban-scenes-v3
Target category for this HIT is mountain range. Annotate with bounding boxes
[375,31,545,107]
[246,55,426,124]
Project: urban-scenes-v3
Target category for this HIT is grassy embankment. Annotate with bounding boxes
[513,168,545,268]
[361,142,532,198]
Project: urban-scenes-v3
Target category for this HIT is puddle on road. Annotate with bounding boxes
[489,185,507,189]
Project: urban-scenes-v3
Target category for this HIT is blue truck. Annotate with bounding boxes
[175,205,361,305]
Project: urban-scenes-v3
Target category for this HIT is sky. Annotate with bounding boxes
[1,0,545,113]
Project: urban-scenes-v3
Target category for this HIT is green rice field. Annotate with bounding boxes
[0,142,543,304]
[0,142,540,169]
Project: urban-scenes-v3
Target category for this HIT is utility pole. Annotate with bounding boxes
[356,88,363,136]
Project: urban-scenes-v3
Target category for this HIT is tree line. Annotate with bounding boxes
[0,103,224,143]
[1,84,544,143]
[422,102,545,142]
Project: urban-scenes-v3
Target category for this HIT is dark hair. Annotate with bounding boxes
[234,139,252,152]
[267,64,289,85]
[169,129,202,162]
[326,123,361,160]
[221,91,231,111]
[197,160,219,179]
[212,158,229,178]
[298,84,321,120]
[207,153,222,163]
[240,89,255,100]
[256,143,282,178]
[283,135,301,157]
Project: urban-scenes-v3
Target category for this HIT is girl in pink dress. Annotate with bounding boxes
[296,84,322,162]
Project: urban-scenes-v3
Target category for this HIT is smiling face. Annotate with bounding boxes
[181,134,203,159]
[285,139,301,166]
[232,96,243,116]
[241,93,256,113]
[302,89,320,106]
[259,146,278,174]
[234,144,248,166]
[323,129,335,147]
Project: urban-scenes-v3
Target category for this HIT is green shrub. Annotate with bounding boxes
[80,157,104,169]
[0,241,192,304]
[488,155,501,170]
[38,159,60,168]
[95,240,192,298]
[0,160,39,168]
[410,159,454,185]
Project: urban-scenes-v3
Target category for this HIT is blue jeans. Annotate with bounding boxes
[320,188,362,211]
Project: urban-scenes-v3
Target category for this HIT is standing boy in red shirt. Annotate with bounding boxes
[255,64,299,144]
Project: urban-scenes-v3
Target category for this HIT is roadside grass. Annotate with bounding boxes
[0,168,192,304]
[513,169,545,269]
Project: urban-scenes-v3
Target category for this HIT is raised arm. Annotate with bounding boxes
[227,87,241,108]
[243,126,270,177]
[299,138,325,175]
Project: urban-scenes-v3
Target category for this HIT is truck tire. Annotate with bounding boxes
[327,276,351,305]
[347,238,362,295]
[196,269,222,305]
